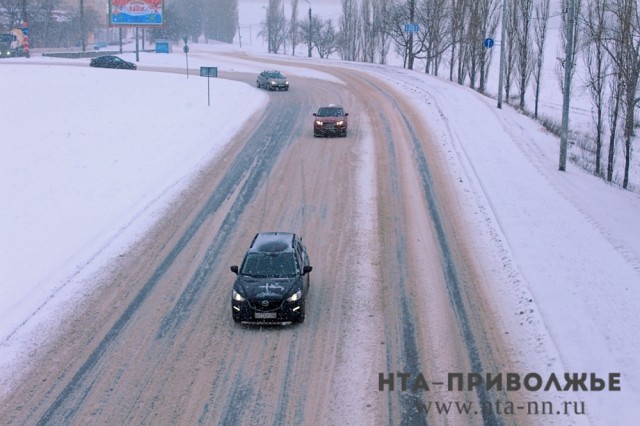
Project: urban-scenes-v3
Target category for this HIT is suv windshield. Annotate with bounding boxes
[240,252,298,278]
[316,107,343,117]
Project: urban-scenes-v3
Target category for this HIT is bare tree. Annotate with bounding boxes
[504,0,518,103]
[384,1,411,67]
[415,0,451,76]
[340,0,359,60]
[449,0,470,83]
[581,0,609,175]
[274,0,287,53]
[290,0,299,55]
[384,0,426,69]
[463,0,499,92]
[262,0,285,53]
[515,0,534,109]
[14,0,62,48]
[360,0,375,62]
[606,0,640,189]
[478,0,500,93]
[373,0,391,64]
[0,0,23,28]
[531,0,550,118]
[298,13,322,56]
[466,0,485,89]
[201,0,238,43]
[315,17,339,58]
[184,0,205,42]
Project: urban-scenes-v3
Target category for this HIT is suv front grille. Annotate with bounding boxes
[249,299,283,311]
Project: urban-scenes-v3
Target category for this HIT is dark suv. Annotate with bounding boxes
[256,70,289,91]
[313,105,349,137]
[231,232,312,324]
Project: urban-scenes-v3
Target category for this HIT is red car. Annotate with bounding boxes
[313,105,348,137]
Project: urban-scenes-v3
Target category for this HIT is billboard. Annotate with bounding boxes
[109,0,164,26]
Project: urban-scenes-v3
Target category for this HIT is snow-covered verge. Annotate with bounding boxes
[0,51,272,390]
[372,65,640,425]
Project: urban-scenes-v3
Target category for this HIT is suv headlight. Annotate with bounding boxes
[233,290,245,302]
[287,290,302,302]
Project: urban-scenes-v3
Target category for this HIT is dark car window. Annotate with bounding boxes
[317,107,343,117]
[267,72,284,79]
[240,252,298,278]
[294,240,305,266]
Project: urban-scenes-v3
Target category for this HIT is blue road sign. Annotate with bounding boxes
[483,38,494,48]
[404,23,420,33]
[200,67,218,78]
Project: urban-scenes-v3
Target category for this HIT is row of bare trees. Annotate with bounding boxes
[580,0,639,188]
[262,0,501,90]
[261,0,637,189]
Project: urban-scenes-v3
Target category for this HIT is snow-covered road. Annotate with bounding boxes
[1,42,638,424]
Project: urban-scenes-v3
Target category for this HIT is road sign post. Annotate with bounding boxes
[200,67,218,106]
[183,36,189,78]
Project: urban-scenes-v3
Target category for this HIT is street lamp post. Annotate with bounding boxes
[80,0,86,52]
[559,0,576,171]
[305,0,312,57]
[497,0,508,109]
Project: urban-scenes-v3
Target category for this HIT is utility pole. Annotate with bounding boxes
[182,35,189,78]
[80,0,86,52]
[20,0,28,29]
[305,0,312,57]
[408,0,415,69]
[497,0,508,108]
[559,0,575,171]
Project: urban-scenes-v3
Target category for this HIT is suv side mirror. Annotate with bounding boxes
[230,265,239,274]
[344,113,349,116]
[303,265,313,274]
[313,113,317,116]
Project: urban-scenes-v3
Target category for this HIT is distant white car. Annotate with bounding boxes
[256,70,289,91]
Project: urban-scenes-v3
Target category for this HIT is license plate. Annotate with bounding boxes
[254,312,277,319]
[326,124,335,129]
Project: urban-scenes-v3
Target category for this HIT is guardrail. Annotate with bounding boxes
[41,49,155,59]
